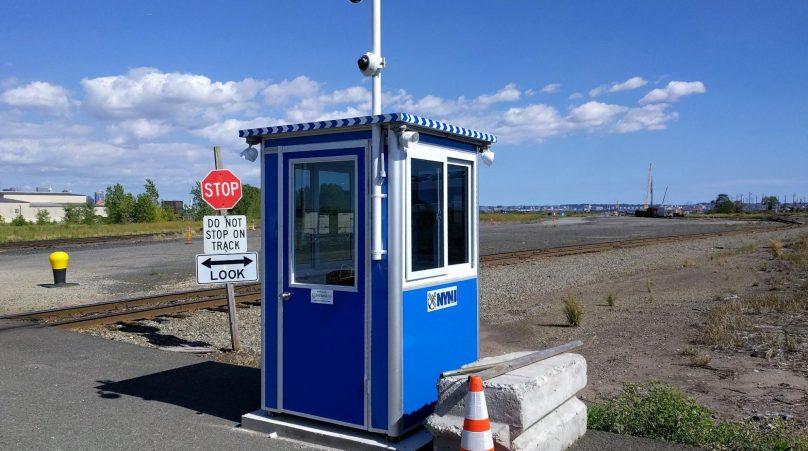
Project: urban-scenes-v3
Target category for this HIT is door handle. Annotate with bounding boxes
[280,291,292,301]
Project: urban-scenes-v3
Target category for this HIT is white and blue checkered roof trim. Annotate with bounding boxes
[238,112,497,144]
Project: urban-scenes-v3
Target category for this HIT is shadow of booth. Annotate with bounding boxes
[95,361,260,423]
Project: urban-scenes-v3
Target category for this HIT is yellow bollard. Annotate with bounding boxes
[49,251,69,286]
[185,225,192,244]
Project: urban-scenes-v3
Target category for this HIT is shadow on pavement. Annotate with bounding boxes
[95,360,260,422]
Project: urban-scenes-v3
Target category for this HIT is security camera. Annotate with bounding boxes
[349,0,362,3]
[357,52,383,76]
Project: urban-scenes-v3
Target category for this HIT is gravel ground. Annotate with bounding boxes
[80,226,805,366]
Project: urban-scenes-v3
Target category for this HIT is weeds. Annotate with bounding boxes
[563,291,583,327]
[606,292,616,308]
[645,279,654,304]
[784,334,799,353]
[698,302,748,348]
[769,239,784,259]
[682,258,697,268]
[689,353,712,368]
[588,382,808,450]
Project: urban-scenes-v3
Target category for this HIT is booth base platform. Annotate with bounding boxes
[242,411,432,451]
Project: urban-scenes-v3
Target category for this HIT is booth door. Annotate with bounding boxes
[280,147,367,428]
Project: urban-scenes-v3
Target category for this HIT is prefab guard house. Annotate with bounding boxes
[239,112,497,437]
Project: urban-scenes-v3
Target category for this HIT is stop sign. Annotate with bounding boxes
[201,169,242,210]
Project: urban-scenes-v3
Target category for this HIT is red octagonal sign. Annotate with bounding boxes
[201,169,242,210]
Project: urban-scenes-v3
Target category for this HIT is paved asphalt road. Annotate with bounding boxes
[0,319,695,450]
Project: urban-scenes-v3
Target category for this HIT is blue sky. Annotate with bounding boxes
[1,1,806,206]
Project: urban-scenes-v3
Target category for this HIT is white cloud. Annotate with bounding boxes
[81,67,266,126]
[0,81,72,116]
[614,103,678,133]
[589,76,648,97]
[640,80,706,104]
[568,101,628,128]
[475,83,521,106]
[568,92,583,100]
[108,118,174,146]
[191,116,283,148]
[262,76,321,106]
[540,83,561,94]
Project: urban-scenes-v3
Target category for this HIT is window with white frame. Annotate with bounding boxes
[407,147,474,281]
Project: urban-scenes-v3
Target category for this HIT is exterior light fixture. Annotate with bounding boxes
[240,145,258,162]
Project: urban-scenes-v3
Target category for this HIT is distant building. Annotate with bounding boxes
[161,200,184,216]
[0,190,107,223]
[94,191,105,206]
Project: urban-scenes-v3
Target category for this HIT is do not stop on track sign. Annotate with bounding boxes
[201,169,242,210]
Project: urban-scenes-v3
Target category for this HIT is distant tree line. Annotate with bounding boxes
[710,193,780,214]
[2,178,261,226]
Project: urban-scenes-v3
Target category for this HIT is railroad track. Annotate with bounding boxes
[0,232,183,252]
[1,283,261,329]
[3,225,799,328]
[478,228,784,266]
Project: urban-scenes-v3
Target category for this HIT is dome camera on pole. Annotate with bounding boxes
[357,51,383,77]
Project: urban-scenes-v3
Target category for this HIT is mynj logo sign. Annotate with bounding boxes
[427,286,458,312]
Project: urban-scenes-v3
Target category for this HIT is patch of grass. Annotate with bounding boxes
[743,293,799,314]
[563,291,583,327]
[769,239,784,259]
[0,221,197,243]
[682,257,697,268]
[588,382,808,450]
[645,279,653,304]
[606,292,616,308]
[689,353,712,368]
[697,302,749,348]
[784,334,800,353]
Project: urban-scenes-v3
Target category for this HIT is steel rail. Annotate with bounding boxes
[3,224,799,327]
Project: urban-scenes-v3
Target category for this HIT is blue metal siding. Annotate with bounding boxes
[264,130,372,148]
[370,150,389,430]
[417,133,478,153]
[263,152,279,410]
[401,277,478,429]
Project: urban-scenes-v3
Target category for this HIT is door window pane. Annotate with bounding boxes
[293,160,355,286]
[447,164,469,265]
[411,159,443,271]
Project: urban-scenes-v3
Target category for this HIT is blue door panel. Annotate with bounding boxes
[281,146,367,427]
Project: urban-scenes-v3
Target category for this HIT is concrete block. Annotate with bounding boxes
[424,414,510,451]
[511,397,587,451]
[435,353,587,439]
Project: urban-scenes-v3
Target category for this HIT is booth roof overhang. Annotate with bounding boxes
[238,112,497,146]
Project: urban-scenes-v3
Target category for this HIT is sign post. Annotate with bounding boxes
[211,146,241,351]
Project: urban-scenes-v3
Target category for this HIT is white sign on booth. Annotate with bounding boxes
[203,215,247,254]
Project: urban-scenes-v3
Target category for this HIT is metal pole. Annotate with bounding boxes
[370,0,384,260]
[371,0,381,115]
[213,146,242,352]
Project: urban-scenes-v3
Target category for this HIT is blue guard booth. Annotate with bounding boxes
[239,112,496,438]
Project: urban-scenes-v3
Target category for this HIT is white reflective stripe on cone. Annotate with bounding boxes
[460,430,494,451]
[465,392,488,420]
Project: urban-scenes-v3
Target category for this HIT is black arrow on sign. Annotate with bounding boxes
[202,256,253,268]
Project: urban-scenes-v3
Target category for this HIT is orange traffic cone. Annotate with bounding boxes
[460,375,494,451]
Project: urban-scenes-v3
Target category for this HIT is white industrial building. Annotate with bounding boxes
[0,190,106,223]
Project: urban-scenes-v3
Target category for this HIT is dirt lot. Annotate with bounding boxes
[76,224,808,428]
[481,227,808,425]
